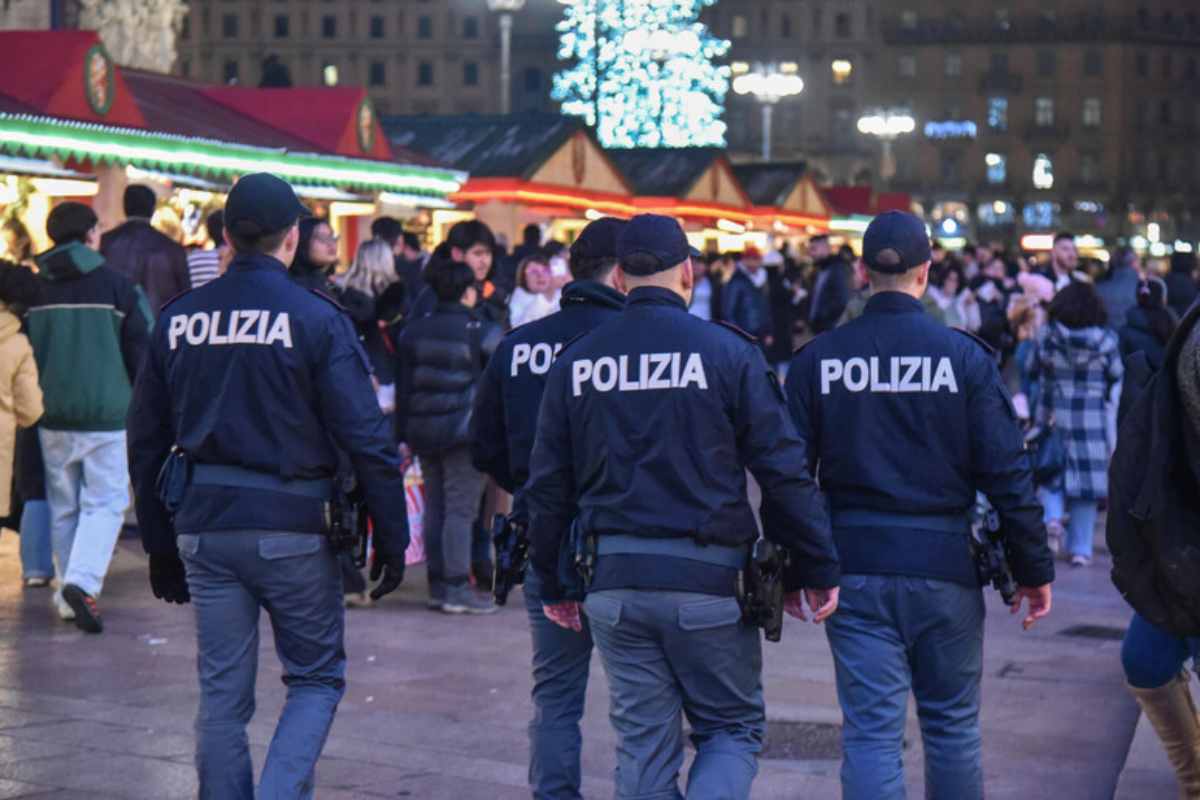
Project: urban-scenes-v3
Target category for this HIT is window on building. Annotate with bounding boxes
[417,15,432,39]
[732,15,748,38]
[524,67,543,92]
[1080,153,1101,184]
[987,97,1008,131]
[463,16,479,39]
[941,151,961,184]
[989,51,1008,73]
[1137,7,1150,29]
[321,15,336,38]
[994,8,1011,31]
[901,10,918,30]
[1023,201,1060,228]
[834,12,851,37]
[223,59,240,84]
[945,53,961,77]
[1136,52,1148,78]
[986,153,1006,184]
[1033,153,1054,189]
[222,14,238,38]
[369,61,385,87]
[274,14,288,38]
[370,15,384,38]
[1037,51,1056,77]
[831,58,853,85]
[978,200,1015,227]
[780,13,791,38]
[322,63,338,86]
[418,61,433,87]
[899,55,916,78]
[1084,49,1102,77]
[1035,97,1055,126]
[464,61,479,86]
[1082,97,1101,127]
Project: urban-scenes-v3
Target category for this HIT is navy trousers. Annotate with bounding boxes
[178,531,346,800]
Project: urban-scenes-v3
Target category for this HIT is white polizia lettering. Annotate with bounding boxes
[571,352,709,397]
[510,341,563,376]
[168,311,292,350]
[819,356,959,395]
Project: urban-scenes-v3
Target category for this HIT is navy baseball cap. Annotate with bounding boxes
[570,217,627,262]
[862,211,932,274]
[224,173,309,239]
[616,214,702,276]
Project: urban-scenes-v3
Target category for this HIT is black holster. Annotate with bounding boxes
[155,447,192,515]
[970,498,1017,606]
[327,472,367,565]
[738,538,788,643]
[492,514,529,606]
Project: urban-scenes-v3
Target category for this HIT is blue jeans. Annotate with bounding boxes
[1122,612,1200,690]
[524,568,593,800]
[178,531,346,800]
[1040,490,1100,559]
[18,499,53,580]
[584,589,763,800]
[826,574,985,800]
[39,428,129,597]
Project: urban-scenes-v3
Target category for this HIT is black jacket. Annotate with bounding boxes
[808,256,852,334]
[395,302,502,453]
[1119,307,1172,373]
[100,219,190,313]
[1165,271,1199,319]
[719,268,772,339]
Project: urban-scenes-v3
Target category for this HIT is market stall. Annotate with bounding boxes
[732,161,832,254]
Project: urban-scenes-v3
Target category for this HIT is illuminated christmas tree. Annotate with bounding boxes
[553,0,730,148]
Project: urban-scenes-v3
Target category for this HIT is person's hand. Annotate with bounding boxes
[784,587,839,623]
[1011,584,1052,630]
[398,443,413,470]
[149,552,190,604]
[543,601,582,632]
[369,552,406,600]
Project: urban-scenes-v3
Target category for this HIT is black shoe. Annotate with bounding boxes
[61,584,103,634]
[472,560,494,593]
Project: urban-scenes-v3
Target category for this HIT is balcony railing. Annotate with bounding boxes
[883,15,1200,47]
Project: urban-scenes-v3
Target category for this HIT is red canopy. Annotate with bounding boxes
[821,186,912,217]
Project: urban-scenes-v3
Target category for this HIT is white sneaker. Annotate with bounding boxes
[1070,554,1092,568]
[54,594,75,621]
[1046,521,1064,556]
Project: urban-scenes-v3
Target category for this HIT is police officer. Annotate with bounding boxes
[525,214,840,800]
[783,211,1055,800]
[471,217,626,800]
[126,173,408,800]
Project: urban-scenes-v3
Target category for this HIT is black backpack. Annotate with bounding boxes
[1107,303,1200,636]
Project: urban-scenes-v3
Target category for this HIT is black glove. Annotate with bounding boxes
[369,551,406,600]
[149,552,190,604]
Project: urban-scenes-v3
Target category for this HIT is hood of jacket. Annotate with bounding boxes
[1050,321,1114,366]
[560,280,624,310]
[34,241,104,281]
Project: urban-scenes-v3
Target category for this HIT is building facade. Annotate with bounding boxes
[174,0,561,117]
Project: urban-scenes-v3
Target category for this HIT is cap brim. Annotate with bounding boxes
[688,246,703,259]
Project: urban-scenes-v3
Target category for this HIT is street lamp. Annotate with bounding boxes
[856,108,916,184]
[487,0,527,115]
[732,62,804,161]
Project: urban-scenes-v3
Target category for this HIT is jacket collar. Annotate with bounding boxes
[864,291,925,315]
[34,241,104,280]
[626,286,688,311]
[228,253,289,275]
[561,280,624,311]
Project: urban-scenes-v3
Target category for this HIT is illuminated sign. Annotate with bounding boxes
[923,121,977,139]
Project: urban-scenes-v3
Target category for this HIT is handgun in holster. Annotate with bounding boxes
[556,520,594,602]
[738,538,788,643]
[155,446,192,515]
[492,513,530,606]
[969,496,1018,606]
[326,472,366,561]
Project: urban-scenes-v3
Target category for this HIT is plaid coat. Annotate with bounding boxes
[1035,322,1123,500]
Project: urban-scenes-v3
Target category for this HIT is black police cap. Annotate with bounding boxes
[862,211,933,274]
[224,173,309,240]
[570,217,627,263]
[616,214,702,276]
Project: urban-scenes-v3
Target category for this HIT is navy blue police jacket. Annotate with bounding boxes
[127,252,409,558]
[525,285,840,601]
[470,280,625,517]
[784,291,1054,588]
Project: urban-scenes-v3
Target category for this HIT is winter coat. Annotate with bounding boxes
[1165,261,1199,319]
[100,219,190,313]
[395,302,502,454]
[1119,307,1172,372]
[1095,266,1141,329]
[720,268,772,339]
[1035,322,1123,499]
[808,256,852,334]
[0,305,42,516]
[28,242,152,431]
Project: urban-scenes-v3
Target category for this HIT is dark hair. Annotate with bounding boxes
[428,259,476,303]
[620,252,669,277]
[933,262,965,291]
[289,217,329,269]
[522,223,541,246]
[838,244,855,260]
[0,260,43,311]
[962,243,977,257]
[810,234,829,245]
[1053,231,1076,245]
[123,184,157,219]
[46,201,98,245]
[570,254,618,282]
[227,225,291,256]
[446,220,495,254]
[1136,279,1176,345]
[1171,251,1197,275]
[371,216,404,245]
[204,210,224,246]
[402,231,420,252]
[1048,281,1108,329]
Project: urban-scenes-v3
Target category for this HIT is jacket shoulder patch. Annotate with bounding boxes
[714,320,759,343]
[952,327,996,356]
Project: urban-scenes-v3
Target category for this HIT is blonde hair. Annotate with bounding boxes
[343,238,396,297]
